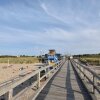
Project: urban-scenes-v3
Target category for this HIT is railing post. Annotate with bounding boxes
[92,75,96,94]
[83,68,86,80]
[80,66,84,79]
[37,72,40,88]
[77,64,80,74]
[57,62,60,67]
[47,67,50,78]
[59,61,61,67]
[57,62,60,68]
[8,89,13,100]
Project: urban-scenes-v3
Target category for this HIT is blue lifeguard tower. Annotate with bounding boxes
[47,50,58,65]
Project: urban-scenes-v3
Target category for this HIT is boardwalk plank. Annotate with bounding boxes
[36,60,92,100]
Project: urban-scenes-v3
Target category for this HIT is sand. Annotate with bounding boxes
[0,63,43,83]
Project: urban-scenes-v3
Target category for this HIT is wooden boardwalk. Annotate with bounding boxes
[36,60,92,100]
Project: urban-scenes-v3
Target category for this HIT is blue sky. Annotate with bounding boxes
[0,0,100,55]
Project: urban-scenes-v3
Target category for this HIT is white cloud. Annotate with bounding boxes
[1,0,100,55]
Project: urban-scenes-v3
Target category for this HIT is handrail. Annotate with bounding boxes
[32,60,65,100]
[70,59,100,95]
[0,59,65,97]
[0,76,20,87]
[0,61,60,87]
[72,59,100,80]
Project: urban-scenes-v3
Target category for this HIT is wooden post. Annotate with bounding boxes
[8,89,13,100]
[83,68,86,80]
[77,64,80,74]
[92,75,96,94]
[80,67,83,79]
[59,61,61,67]
[47,67,50,78]
[37,72,40,88]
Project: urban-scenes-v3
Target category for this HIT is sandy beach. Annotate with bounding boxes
[0,63,43,83]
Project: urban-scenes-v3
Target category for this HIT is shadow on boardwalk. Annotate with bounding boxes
[66,60,75,100]
[36,60,92,100]
[70,61,92,100]
[35,65,63,100]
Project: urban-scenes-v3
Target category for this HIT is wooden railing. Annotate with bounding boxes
[0,59,65,100]
[70,59,100,100]
[31,59,65,100]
